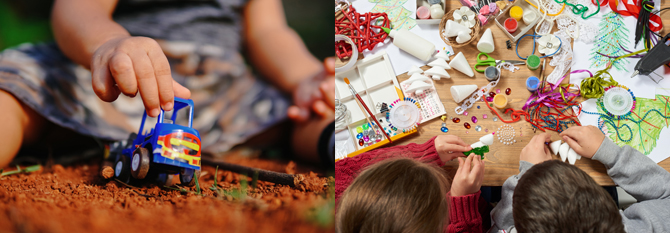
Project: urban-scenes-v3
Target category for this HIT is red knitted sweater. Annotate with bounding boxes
[335,136,482,233]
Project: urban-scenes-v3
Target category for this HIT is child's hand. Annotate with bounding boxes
[435,135,472,163]
[450,155,485,196]
[287,57,335,122]
[90,36,191,117]
[559,126,605,159]
[520,133,553,164]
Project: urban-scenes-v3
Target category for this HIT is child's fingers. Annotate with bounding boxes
[312,100,334,118]
[443,136,471,150]
[319,78,335,109]
[147,45,175,112]
[463,154,474,174]
[287,106,309,122]
[324,57,335,75]
[130,50,161,117]
[108,52,138,97]
[470,155,483,178]
[455,157,465,176]
[559,127,581,140]
[562,136,582,154]
[91,58,121,102]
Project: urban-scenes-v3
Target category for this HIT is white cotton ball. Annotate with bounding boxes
[559,143,570,162]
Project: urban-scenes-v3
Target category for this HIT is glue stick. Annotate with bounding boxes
[382,27,435,61]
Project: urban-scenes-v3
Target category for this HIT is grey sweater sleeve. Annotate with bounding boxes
[592,138,670,232]
[489,160,534,233]
[592,138,670,201]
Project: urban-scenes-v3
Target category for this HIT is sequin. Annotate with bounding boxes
[482,114,488,119]
[471,116,478,123]
[453,117,461,123]
[464,122,471,129]
[359,139,364,146]
[475,125,482,131]
[356,133,363,139]
[505,88,511,95]
[441,127,449,133]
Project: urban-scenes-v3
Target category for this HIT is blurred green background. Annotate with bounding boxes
[0,0,333,60]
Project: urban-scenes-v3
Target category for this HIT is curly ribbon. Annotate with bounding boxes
[580,48,648,99]
[607,0,663,32]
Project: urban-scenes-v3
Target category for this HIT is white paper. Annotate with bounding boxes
[571,2,670,99]
[351,0,453,75]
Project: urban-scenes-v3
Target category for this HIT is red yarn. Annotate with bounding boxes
[335,6,390,59]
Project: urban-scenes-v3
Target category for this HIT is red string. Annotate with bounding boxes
[335,6,390,59]
[607,0,663,32]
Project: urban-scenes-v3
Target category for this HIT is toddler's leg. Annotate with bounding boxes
[0,90,48,167]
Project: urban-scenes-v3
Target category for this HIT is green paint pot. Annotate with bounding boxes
[527,54,540,70]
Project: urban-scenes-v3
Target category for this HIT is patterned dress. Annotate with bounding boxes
[0,0,289,154]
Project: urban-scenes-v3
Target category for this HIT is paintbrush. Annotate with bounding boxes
[344,78,392,143]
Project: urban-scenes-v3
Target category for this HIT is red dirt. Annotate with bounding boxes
[0,156,334,233]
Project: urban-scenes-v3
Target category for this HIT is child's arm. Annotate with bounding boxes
[447,155,484,233]
[490,134,552,232]
[51,0,189,117]
[561,126,670,201]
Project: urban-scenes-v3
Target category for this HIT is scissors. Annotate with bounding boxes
[474,53,525,73]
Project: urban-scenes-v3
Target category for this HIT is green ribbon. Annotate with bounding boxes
[580,48,648,99]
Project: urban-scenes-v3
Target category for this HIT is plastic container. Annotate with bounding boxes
[526,54,540,70]
[417,6,431,19]
[493,94,508,109]
[523,11,537,25]
[504,18,518,33]
[526,76,540,92]
[510,6,523,21]
[383,27,435,61]
[485,66,500,81]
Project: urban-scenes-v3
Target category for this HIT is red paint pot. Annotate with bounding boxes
[504,18,518,33]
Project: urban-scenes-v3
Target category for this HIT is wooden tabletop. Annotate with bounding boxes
[392,1,670,186]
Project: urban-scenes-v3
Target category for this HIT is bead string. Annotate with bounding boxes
[581,104,670,143]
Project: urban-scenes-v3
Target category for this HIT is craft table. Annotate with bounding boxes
[392,0,670,186]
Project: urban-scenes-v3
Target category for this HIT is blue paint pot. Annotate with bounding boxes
[526,76,540,92]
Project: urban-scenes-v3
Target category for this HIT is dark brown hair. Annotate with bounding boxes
[513,160,625,233]
[335,157,450,233]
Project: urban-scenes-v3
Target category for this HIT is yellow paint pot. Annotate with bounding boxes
[510,6,523,21]
[493,94,508,109]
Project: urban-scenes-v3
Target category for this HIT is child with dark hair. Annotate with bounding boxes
[490,126,670,233]
[336,135,485,233]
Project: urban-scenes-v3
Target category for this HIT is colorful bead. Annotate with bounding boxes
[363,136,370,142]
[356,126,363,133]
[453,117,461,123]
[442,122,447,127]
[471,116,478,123]
[489,92,496,98]
[496,89,501,93]
[486,97,494,102]
[362,123,369,130]
[505,88,511,95]
[356,133,363,139]
[375,134,382,142]
[477,106,481,109]
[358,139,364,146]
[441,115,447,121]
[483,114,488,119]
[441,127,449,133]
[464,122,471,129]
[475,125,482,131]
[485,129,489,132]
[464,111,469,116]
[493,116,499,122]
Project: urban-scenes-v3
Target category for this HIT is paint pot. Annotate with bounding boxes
[484,66,500,81]
[526,76,540,92]
[526,54,540,70]
[523,11,537,25]
[417,6,431,19]
[510,6,523,21]
[504,18,518,34]
[493,93,508,109]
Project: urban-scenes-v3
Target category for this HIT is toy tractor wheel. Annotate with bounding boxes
[180,168,201,187]
[131,147,151,179]
[114,156,131,182]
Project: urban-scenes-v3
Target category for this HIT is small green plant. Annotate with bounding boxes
[210,166,219,191]
[1,164,41,177]
[306,178,335,227]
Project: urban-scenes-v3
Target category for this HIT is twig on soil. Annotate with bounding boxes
[202,159,297,187]
[1,164,41,177]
